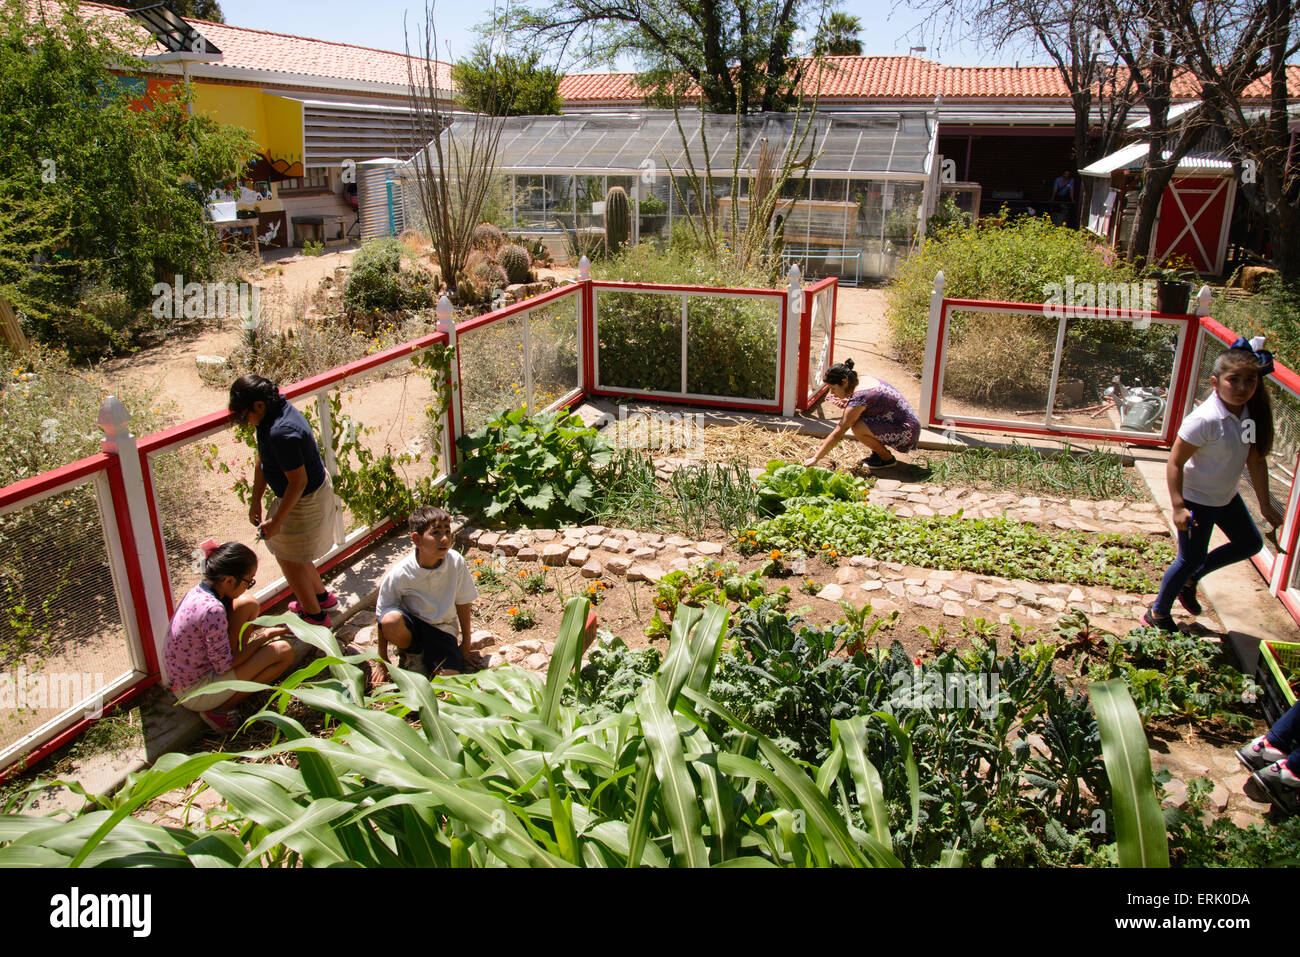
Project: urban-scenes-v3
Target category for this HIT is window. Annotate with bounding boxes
[278,169,330,194]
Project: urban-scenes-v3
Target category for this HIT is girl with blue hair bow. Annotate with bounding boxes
[1145,337,1280,630]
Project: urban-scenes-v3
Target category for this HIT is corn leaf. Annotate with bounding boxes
[1089,679,1169,868]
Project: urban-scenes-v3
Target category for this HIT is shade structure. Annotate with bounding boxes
[399,109,941,280]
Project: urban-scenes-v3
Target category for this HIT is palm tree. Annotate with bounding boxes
[812,12,863,56]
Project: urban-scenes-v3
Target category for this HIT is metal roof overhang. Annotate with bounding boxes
[271,95,422,167]
[428,110,938,181]
[1080,142,1234,177]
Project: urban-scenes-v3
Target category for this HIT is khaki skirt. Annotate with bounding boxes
[266,472,336,563]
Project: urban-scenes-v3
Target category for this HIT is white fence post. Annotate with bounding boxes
[1195,284,1212,317]
[783,265,803,417]
[315,392,347,546]
[437,295,460,473]
[919,270,946,425]
[98,396,173,682]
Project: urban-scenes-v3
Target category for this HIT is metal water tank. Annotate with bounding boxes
[358,159,406,239]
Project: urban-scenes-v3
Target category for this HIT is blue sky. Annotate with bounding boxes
[215,0,1044,69]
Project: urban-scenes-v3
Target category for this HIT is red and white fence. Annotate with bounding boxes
[920,270,1300,629]
[0,268,836,775]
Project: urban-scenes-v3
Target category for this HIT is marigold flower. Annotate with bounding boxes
[508,606,519,615]
[769,549,781,560]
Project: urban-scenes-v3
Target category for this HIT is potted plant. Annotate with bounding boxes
[1151,255,1196,314]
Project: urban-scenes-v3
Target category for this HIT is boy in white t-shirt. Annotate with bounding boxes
[375,506,478,679]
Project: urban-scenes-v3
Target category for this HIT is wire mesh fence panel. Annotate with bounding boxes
[596,290,683,393]
[1058,317,1181,435]
[528,296,581,412]
[806,286,833,403]
[1194,334,1299,551]
[936,309,1059,426]
[685,294,780,400]
[320,363,445,534]
[459,314,528,434]
[153,430,278,607]
[0,481,135,758]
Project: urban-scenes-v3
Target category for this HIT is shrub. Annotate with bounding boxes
[446,407,614,526]
[943,309,1055,404]
[1213,276,1300,371]
[592,244,779,399]
[888,216,1156,402]
[343,238,436,314]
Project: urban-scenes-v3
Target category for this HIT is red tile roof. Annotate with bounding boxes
[559,55,1300,104]
[68,1,453,91]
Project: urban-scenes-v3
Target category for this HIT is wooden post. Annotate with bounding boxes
[0,295,29,353]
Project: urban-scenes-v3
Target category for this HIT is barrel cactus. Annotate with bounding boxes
[604,186,630,253]
[499,243,531,284]
[470,222,504,253]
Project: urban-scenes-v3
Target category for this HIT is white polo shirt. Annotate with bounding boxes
[1178,393,1252,507]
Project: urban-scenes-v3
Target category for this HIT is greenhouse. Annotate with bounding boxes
[397,109,941,282]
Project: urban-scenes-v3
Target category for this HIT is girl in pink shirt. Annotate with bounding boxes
[165,542,293,732]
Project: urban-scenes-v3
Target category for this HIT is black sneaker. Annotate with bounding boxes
[1252,761,1300,815]
[864,452,898,469]
[1177,583,1202,616]
[1142,605,1177,631]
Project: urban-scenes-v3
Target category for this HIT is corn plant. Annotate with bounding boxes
[0,601,910,867]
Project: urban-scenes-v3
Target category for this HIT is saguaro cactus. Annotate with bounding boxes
[604,186,630,254]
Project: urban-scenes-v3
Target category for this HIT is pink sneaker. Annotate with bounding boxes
[200,709,239,734]
[289,592,339,616]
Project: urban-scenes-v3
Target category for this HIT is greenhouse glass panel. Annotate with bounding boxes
[546,174,575,230]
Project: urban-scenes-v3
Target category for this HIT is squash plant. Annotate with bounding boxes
[447,407,613,527]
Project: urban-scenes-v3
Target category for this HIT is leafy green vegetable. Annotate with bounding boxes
[755,460,871,514]
[447,407,613,527]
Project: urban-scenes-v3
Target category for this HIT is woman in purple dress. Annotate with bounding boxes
[803,358,920,471]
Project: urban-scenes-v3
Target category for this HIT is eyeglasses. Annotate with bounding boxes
[240,577,256,588]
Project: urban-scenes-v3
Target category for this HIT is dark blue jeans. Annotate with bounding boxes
[1152,494,1262,615]
[1266,701,1300,774]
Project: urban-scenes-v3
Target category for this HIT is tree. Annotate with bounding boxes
[501,0,833,113]
[967,0,1136,215]
[403,4,507,295]
[812,11,862,55]
[452,44,562,116]
[116,0,225,22]
[1157,0,1300,281]
[0,1,258,348]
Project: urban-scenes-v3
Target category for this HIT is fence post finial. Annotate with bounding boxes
[933,270,945,297]
[436,294,454,333]
[1195,284,1212,317]
[97,395,132,452]
[578,255,591,280]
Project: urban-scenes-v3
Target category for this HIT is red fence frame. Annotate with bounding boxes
[588,280,793,414]
[926,296,1200,448]
[0,274,837,777]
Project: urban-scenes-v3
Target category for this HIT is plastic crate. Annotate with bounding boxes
[1256,640,1300,725]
